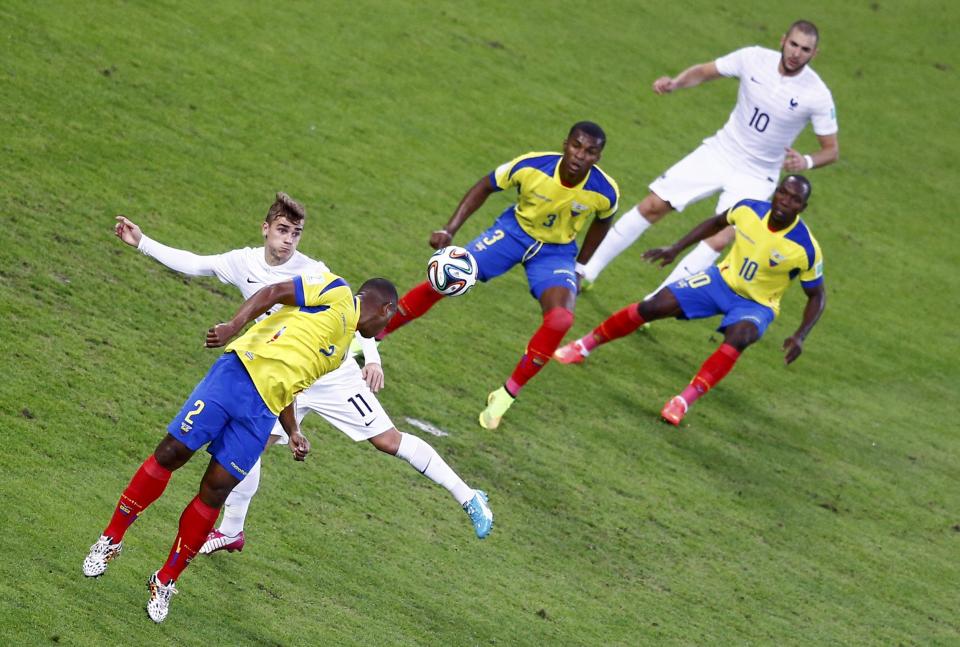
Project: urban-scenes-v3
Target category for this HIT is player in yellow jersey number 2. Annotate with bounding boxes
[83,265,397,623]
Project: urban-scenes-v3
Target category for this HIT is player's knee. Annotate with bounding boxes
[724,323,760,350]
[153,435,192,471]
[543,307,574,334]
[369,428,401,455]
[639,193,670,221]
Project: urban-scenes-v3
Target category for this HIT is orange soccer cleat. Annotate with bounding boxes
[660,396,688,426]
[553,340,588,365]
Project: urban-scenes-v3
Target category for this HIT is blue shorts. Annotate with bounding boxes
[668,265,776,337]
[167,352,277,480]
[467,208,579,299]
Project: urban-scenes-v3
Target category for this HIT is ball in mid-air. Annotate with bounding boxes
[426,246,478,296]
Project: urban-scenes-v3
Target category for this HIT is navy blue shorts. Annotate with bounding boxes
[466,208,578,299]
[668,265,775,337]
[167,352,277,480]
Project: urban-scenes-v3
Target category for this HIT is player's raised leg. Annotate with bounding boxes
[83,436,193,577]
[555,287,685,364]
[579,193,672,285]
[376,281,445,340]
[374,429,494,538]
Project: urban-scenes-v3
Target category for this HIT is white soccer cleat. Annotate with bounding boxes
[199,530,245,555]
[82,535,123,577]
[146,571,178,623]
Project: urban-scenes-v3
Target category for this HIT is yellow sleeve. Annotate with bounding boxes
[293,272,352,308]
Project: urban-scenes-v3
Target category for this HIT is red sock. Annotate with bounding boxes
[103,454,172,542]
[377,281,444,339]
[583,303,645,351]
[157,496,221,584]
[680,343,741,406]
[506,308,574,395]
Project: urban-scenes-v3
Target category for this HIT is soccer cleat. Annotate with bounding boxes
[82,535,123,577]
[146,571,178,623]
[478,387,514,430]
[553,340,588,365]
[199,530,245,555]
[463,490,494,539]
[660,396,688,426]
[578,276,595,292]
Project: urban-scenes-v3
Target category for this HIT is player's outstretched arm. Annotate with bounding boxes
[782,282,826,365]
[205,280,298,347]
[643,214,728,267]
[784,133,840,173]
[431,176,498,249]
[652,61,721,94]
[114,215,218,277]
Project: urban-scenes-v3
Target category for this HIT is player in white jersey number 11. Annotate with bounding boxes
[578,19,839,297]
[113,193,493,544]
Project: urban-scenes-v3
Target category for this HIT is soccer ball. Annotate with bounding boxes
[426,246,478,296]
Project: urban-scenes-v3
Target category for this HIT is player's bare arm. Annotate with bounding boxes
[652,61,722,94]
[206,280,298,347]
[431,176,498,249]
[576,216,613,267]
[784,133,840,172]
[782,282,826,365]
[279,402,310,461]
[114,215,143,247]
[643,213,728,267]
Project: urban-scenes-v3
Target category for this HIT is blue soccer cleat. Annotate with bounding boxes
[463,490,494,539]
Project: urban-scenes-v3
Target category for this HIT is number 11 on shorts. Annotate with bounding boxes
[347,394,373,417]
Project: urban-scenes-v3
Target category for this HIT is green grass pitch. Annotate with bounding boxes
[1,1,958,645]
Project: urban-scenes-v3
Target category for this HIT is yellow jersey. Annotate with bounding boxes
[490,152,619,244]
[718,199,824,316]
[227,272,358,414]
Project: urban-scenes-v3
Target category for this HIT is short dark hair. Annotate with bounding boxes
[568,121,606,148]
[787,20,819,46]
[358,277,398,305]
[266,192,306,225]
[783,174,812,201]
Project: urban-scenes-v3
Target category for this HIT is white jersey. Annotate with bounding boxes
[710,46,837,178]
[209,247,329,319]
[137,236,380,366]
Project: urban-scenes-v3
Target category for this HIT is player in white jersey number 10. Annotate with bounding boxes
[113,193,493,547]
[578,19,839,297]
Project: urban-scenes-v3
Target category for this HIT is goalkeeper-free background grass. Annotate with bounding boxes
[1,1,957,645]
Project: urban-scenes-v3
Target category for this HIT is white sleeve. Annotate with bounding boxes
[209,249,252,286]
[357,332,381,365]
[810,90,838,136]
[138,234,219,277]
[714,46,753,78]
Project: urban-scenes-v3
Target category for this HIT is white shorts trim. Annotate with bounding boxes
[269,359,393,443]
[649,141,777,213]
